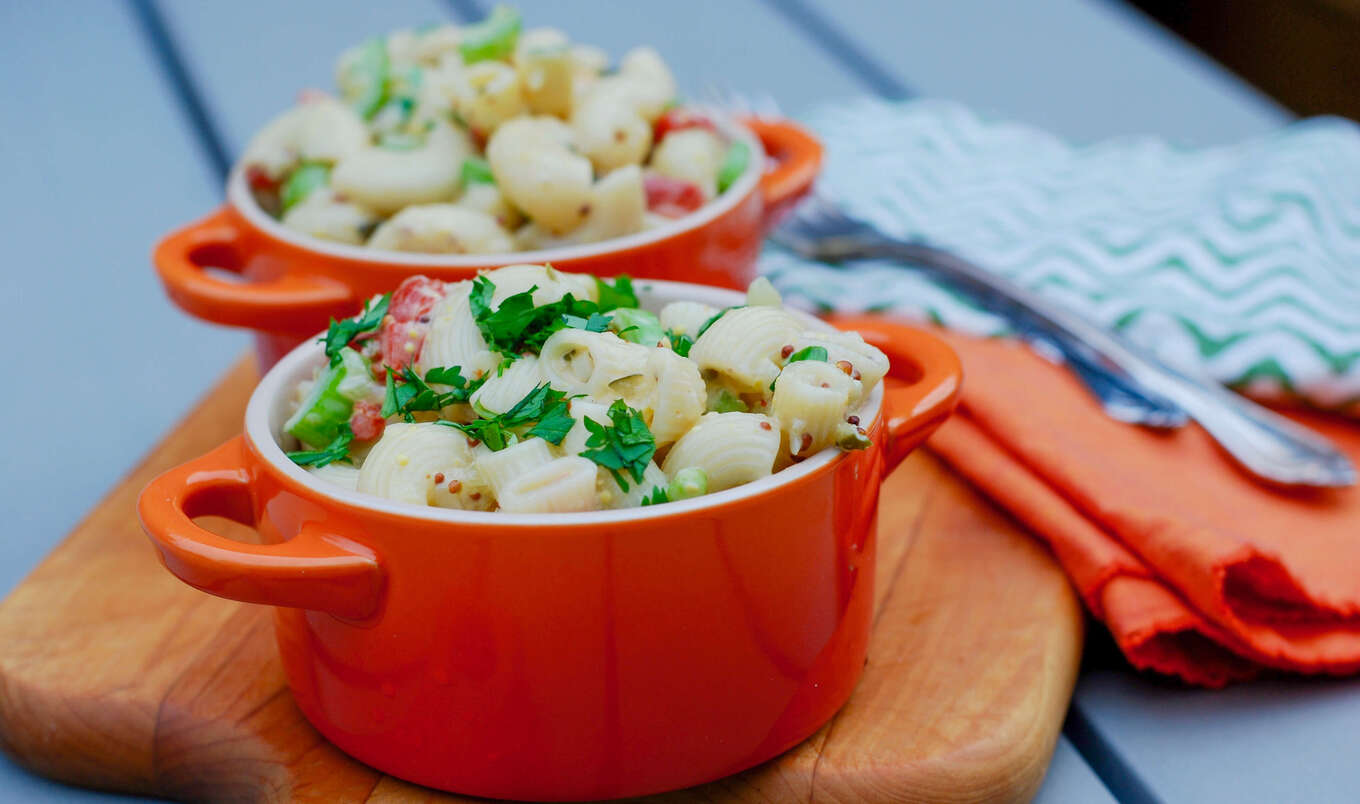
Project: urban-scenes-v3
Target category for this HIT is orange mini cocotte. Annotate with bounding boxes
[138,276,960,800]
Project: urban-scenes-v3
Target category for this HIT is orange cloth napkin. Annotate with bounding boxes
[925,331,1360,687]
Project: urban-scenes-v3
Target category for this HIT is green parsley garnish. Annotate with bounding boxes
[594,275,640,311]
[694,305,744,340]
[639,486,669,506]
[286,424,354,468]
[580,399,656,491]
[280,162,330,212]
[439,383,576,450]
[382,364,485,421]
[322,293,391,366]
[786,345,828,364]
[667,329,694,357]
[469,275,642,361]
[562,311,613,332]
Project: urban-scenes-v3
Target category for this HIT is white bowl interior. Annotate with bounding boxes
[229,108,767,267]
[247,279,884,526]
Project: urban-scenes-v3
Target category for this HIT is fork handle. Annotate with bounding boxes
[873,239,1355,488]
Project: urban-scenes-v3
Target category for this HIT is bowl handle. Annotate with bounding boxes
[153,205,356,335]
[742,117,823,228]
[830,317,963,474]
[138,436,384,619]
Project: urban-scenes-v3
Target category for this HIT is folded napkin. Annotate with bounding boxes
[767,100,1360,685]
[923,330,1360,687]
[765,99,1360,414]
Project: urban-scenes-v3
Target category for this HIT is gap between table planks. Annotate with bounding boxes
[0,355,1082,803]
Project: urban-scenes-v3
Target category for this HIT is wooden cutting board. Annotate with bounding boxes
[0,356,1082,803]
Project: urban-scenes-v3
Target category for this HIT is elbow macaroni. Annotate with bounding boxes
[245,11,749,253]
[286,270,890,513]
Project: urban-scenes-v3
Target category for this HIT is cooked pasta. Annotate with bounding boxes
[661,412,781,492]
[243,8,754,249]
[689,306,805,392]
[282,269,889,512]
[474,437,555,497]
[770,361,855,458]
[498,456,600,513]
[658,300,719,337]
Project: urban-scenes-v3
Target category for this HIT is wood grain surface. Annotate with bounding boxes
[0,355,1083,803]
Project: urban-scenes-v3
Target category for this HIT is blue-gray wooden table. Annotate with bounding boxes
[2,1,1353,802]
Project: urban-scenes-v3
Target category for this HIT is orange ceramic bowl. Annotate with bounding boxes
[138,281,960,801]
[153,115,821,368]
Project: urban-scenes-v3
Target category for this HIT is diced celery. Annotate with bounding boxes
[458,5,522,63]
[286,348,369,448]
[609,308,666,346]
[667,467,708,500]
[461,157,496,186]
[344,37,389,119]
[279,163,329,212]
[716,141,751,193]
[708,388,748,413]
[335,347,376,402]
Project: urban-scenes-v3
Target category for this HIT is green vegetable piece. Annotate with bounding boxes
[526,400,575,444]
[322,293,390,366]
[594,275,640,311]
[694,305,744,340]
[639,486,669,506]
[469,275,615,359]
[667,329,694,357]
[835,421,873,452]
[458,5,522,63]
[280,162,330,212]
[563,311,612,332]
[609,308,665,346]
[667,467,708,500]
[377,131,423,150]
[344,37,390,119]
[716,141,751,194]
[286,356,358,448]
[438,383,576,451]
[786,345,828,364]
[461,157,496,187]
[335,347,375,402]
[286,424,354,468]
[580,399,656,491]
[709,388,748,413]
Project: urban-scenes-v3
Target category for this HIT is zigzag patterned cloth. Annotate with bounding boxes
[762,99,1360,414]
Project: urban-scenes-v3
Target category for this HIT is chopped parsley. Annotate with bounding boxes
[562,311,612,332]
[694,305,744,340]
[594,275,640,311]
[469,275,642,360]
[786,345,828,364]
[322,293,391,366]
[667,329,694,357]
[639,486,669,506]
[286,424,354,468]
[580,399,656,491]
[438,383,576,450]
[382,364,485,421]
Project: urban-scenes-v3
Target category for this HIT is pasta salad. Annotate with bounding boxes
[283,265,888,513]
[242,6,753,253]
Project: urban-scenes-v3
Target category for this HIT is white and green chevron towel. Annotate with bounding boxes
[761,99,1360,413]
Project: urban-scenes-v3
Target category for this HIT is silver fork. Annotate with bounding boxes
[771,193,1356,488]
